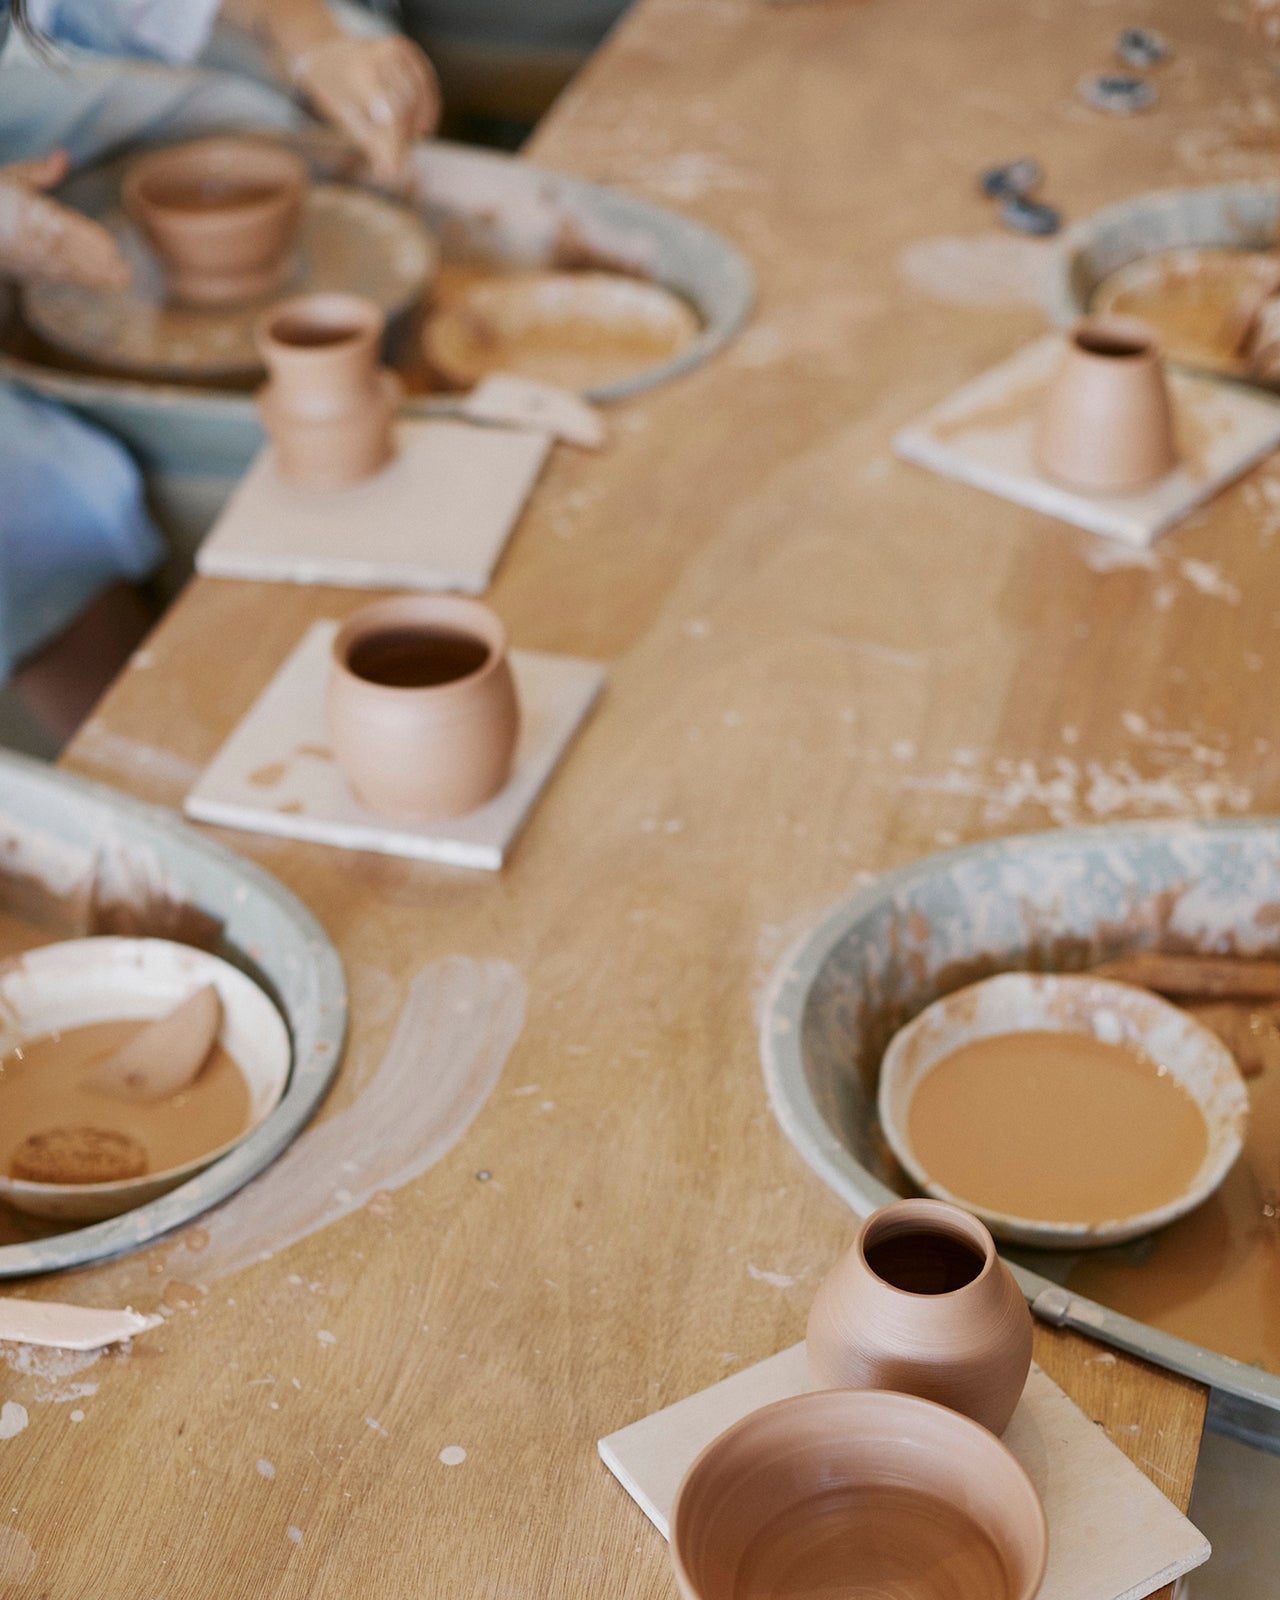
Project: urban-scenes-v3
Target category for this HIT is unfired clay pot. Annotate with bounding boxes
[327,595,519,822]
[806,1197,1033,1435]
[1034,315,1178,493]
[670,1389,1047,1600]
[122,137,308,307]
[255,292,401,490]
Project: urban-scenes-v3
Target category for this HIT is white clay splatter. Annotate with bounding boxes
[747,1264,798,1289]
[1177,557,1242,603]
[0,1343,103,1403]
[257,1459,276,1480]
[0,1402,29,1439]
[0,1525,35,1583]
[316,1331,337,1347]
[69,1410,84,1423]
[365,1417,388,1437]
[286,1526,303,1545]
[898,233,1054,308]
[439,1445,467,1466]
[96,958,527,1299]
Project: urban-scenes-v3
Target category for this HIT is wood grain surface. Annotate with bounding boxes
[15,0,1280,1593]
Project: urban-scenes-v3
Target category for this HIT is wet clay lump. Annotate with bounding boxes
[907,1030,1209,1225]
[0,1020,251,1181]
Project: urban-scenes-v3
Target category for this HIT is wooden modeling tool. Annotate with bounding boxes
[0,1296,162,1351]
[86,984,223,1103]
[458,374,606,449]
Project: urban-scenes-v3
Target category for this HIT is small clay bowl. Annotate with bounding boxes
[1034,315,1178,493]
[878,972,1249,1248]
[0,938,291,1223]
[327,595,520,822]
[670,1389,1047,1600]
[122,136,308,307]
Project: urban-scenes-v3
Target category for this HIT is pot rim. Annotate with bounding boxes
[330,595,511,703]
[122,137,307,233]
[855,1196,996,1299]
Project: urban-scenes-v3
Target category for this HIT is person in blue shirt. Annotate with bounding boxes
[0,0,438,742]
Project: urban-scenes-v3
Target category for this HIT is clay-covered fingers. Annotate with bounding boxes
[0,179,131,290]
[0,149,72,192]
[295,35,440,182]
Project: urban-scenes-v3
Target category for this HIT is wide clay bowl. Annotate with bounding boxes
[327,594,520,822]
[0,938,291,1223]
[1034,315,1178,493]
[670,1388,1047,1600]
[806,1197,1033,1435]
[123,136,308,307]
[878,971,1249,1248]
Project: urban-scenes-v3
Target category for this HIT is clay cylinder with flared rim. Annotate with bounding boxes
[326,595,520,822]
[670,1389,1047,1600]
[1034,316,1178,493]
[122,137,307,308]
[805,1197,1033,1435]
[255,293,399,487]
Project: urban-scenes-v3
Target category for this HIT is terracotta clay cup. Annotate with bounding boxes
[806,1197,1033,1436]
[255,292,401,490]
[670,1389,1047,1600]
[122,136,308,307]
[327,595,520,822]
[1034,315,1179,493]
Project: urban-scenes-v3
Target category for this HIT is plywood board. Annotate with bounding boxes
[196,420,553,592]
[894,336,1280,547]
[184,621,604,870]
[599,1345,1210,1600]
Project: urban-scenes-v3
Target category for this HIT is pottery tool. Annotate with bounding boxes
[457,374,606,450]
[196,419,552,593]
[894,332,1280,546]
[600,1346,1210,1600]
[84,983,222,1103]
[184,621,605,871]
[0,1295,161,1350]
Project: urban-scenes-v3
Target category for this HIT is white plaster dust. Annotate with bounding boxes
[0,1343,103,1404]
[97,957,527,1299]
[0,1402,29,1439]
[898,233,1053,308]
[439,1445,467,1466]
[0,1525,35,1583]
[747,1264,798,1289]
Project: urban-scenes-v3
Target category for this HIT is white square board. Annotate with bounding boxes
[599,1343,1210,1600]
[196,419,552,592]
[184,620,604,870]
[894,335,1280,546]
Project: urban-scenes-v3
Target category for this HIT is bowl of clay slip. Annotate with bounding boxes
[1035,315,1178,493]
[0,938,291,1223]
[878,972,1249,1248]
[327,594,520,822]
[806,1197,1033,1436]
[670,1388,1047,1600]
[256,291,400,490]
[122,136,308,307]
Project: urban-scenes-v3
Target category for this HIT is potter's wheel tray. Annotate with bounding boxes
[0,750,346,1277]
[760,818,1280,1447]
[22,179,436,379]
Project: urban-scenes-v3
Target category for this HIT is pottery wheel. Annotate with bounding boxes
[1091,246,1280,384]
[421,269,701,392]
[22,184,438,380]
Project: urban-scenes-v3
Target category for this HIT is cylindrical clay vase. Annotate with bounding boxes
[122,137,308,307]
[1034,315,1178,494]
[327,594,520,822]
[256,293,400,490]
[806,1198,1033,1435]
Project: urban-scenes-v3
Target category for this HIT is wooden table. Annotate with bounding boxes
[16,0,1274,1591]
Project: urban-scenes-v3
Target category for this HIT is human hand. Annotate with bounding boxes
[291,35,441,183]
[0,151,132,291]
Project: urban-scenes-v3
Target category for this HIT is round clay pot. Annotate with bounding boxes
[1034,315,1178,493]
[327,595,520,822]
[670,1389,1047,1600]
[255,293,400,490]
[806,1197,1033,1435]
[122,137,308,308]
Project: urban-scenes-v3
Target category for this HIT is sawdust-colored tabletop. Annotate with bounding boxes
[17,0,1280,1592]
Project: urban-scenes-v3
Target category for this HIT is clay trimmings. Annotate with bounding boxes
[907,1029,1209,1226]
[0,1020,251,1186]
